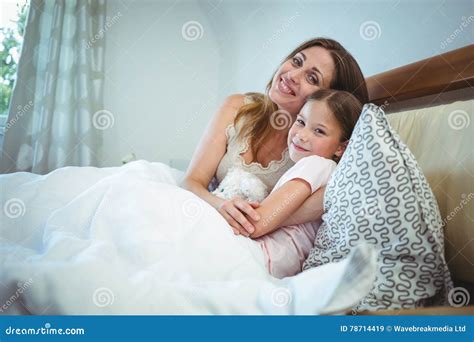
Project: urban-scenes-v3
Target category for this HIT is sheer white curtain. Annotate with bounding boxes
[0,0,106,174]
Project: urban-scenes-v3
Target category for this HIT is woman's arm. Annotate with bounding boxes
[280,186,325,226]
[247,179,312,238]
[181,94,261,236]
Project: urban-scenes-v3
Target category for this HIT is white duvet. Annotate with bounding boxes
[0,160,376,315]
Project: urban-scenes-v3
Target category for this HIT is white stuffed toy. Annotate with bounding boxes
[212,167,269,203]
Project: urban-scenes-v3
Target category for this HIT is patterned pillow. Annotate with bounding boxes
[302,104,453,312]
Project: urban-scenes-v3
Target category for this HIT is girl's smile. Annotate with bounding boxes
[290,141,309,152]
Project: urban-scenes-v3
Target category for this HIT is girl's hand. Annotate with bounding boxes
[217,196,260,236]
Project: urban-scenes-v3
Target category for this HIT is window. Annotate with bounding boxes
[0,0,28,135]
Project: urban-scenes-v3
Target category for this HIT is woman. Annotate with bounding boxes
[182,38,368,236]
[0,38,371,314]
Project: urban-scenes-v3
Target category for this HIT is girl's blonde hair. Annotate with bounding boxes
[234,38,368,162]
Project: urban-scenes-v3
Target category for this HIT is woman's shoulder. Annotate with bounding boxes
[220,93,264,125]
[209,94,246,132]
[222,93,246,110]
[224,92,265,108]
[218,92,269,131]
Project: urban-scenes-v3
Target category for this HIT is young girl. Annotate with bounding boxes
[215,88,362,278]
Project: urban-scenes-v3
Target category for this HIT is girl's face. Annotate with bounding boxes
[269,46,336,115]
[287,100,346,162]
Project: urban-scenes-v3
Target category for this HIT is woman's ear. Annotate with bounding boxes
[334,140,349,159]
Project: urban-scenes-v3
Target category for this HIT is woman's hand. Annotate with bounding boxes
[217,196,261,236]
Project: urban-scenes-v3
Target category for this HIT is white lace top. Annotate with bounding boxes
[215,96,295,191]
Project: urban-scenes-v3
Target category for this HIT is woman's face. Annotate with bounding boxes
[269,46,336,115]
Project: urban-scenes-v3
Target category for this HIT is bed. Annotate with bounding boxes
[0,45,472,315]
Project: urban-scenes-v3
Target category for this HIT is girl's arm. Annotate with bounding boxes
[279,186,325,226]
[247,179,312,238]
[248,155,335,238]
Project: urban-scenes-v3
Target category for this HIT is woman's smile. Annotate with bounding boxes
[277,76,296,96]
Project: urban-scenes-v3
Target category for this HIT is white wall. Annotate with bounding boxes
[100,0,472,169]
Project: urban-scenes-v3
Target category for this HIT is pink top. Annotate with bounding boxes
[256,155,337,278]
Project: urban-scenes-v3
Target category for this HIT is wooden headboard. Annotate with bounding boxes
[366,44,474,105]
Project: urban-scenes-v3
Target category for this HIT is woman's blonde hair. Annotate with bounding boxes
[234,38,368,162]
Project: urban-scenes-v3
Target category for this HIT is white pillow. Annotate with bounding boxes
[303,104,453,312]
